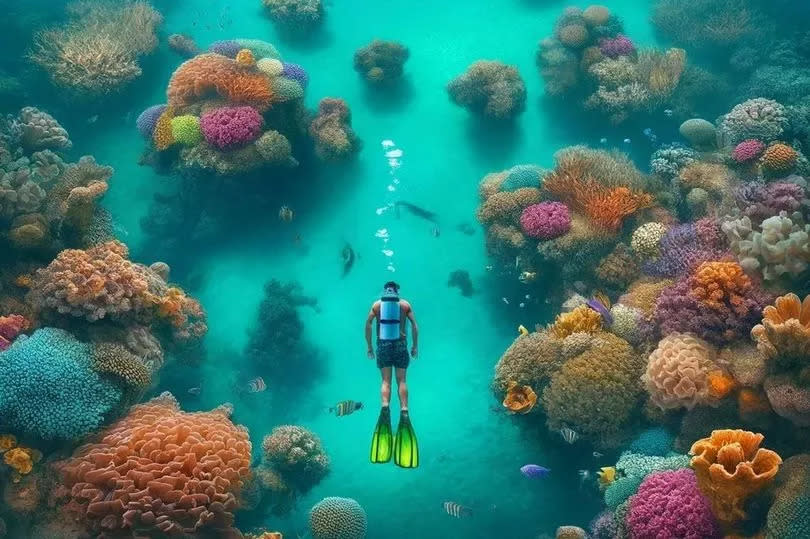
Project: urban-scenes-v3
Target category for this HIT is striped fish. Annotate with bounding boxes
[443,501,472,518]
[329,400,363,417]
[560,426,579,444]
[247,377,267,393]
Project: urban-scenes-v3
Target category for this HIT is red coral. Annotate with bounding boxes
[57,393,251,536]
[0,314,28,351]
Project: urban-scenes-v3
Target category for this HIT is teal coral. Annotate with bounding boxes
[604,451,690,509]
[500,164,544,192]
[0,328,122,440]
[628,427,674,456]
[309,496,367,539]
[271,77,304,102]
[765,454,810,538]
[234,38,281,60]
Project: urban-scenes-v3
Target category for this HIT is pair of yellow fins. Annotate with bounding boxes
[370,406,418,468]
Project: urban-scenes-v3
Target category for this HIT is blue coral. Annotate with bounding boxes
[500,164,544,191]
[628,427,674,456]
[0,328,122,440]
[208,40,242,58]
[282,62,309,88]
[136,104,168,139]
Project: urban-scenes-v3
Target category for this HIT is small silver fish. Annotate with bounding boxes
[247,377,267,393]
[519,302,525,308]
[599,137,608,144]
[593,451,604,459]
[485,265,493,271]
[87,115,99,124]
[443,501,472,518]
[525,294,530,299]
[188,387,201,396]
[663,109,673,117]
[623,138,631,144]
[560,426,579,444]
[502,297,509,305]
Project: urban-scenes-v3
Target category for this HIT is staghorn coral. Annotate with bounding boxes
[643,333,722,410]
[167,53,273,111]
[262,425,329,493]
[200,106,264,150]
[493,330,564,394]
[57,393,251,536]
[719,98,788,145]
[262,0,324,34]
[627,468,720,539]
[309,98,361,161]
[690,429,782,527]
[751,293,810,372]
[763,375,810,426]
[760,143,798,178]
[309,497,367,539]
[519,202,571,239]
[549,305,602,338]
[447,60,526,120]
[595,243,639,288]
[542,332,644,446]
[353,40,409,85]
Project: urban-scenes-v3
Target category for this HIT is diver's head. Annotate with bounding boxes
[383,281,400,295]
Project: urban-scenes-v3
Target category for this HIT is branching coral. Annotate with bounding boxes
[309,98,361,161]
[353,40,409,85]
[689,429,782,527]
[200,106,264,150]
[447,60,526,120]
[519,202,571,239]
[57,393,251,536]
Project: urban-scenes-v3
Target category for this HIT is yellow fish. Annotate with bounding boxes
[597,466,616,489]
[518,324,529,336]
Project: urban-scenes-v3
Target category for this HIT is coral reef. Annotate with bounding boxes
[200,106,264,150]
[309,497,367,539]
[261,425,329,493]
[262,0,324,35]
[604,451,690,509]
[519,202,571,239]
[765,454,810,538]
[719,98,788,145]
[309,98,361,161]
[493,330,564,394]
[354,40,410,85]
[447,61,526,120]
[750,293,810,371]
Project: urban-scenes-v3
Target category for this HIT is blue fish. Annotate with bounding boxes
[586,298,613,326]
[520,464,551,478]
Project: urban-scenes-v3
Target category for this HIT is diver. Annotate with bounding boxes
[365,281,420,468]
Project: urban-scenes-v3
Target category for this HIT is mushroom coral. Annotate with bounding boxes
[542,332,644,446]
[689,429,782,528]
[751,293,810,373]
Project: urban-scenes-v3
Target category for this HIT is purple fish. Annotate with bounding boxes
[586,298,613,326]
[520,464,550,478]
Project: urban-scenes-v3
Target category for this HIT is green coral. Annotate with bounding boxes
[170,115,202,146]
[604,451,690,509]
[271,77,304,102]
[766,454,810,538]
[500,164,545,192]
[234,38,281,60]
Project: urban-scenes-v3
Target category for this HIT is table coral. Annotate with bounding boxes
[643,333,721,410]
[751,293,810,371]
[690,429,782,527]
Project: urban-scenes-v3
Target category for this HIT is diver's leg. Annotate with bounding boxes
[380,367,392,407]
[396,367,408,411]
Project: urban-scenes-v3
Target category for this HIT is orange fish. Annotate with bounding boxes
[502,381,537,414]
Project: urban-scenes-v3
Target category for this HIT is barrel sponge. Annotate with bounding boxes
[501,164,545,192]
[169,114,202,146]
[631,222,667,259]
[56,392,251,536]
[0,328,122,440]
[604,451,691,509]
[309,497,367,539]
[542,333,644,444]
[689,429,782,527]
[493,330,564,394]
[765,454,810,538]
[751,293,810,369]
[629,427,674,456]
[627,469,720,539]
[262,425,330,493]
[720,98,788,145]
[643,333,720,410]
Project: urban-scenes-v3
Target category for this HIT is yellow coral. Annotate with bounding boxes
[690,261,751,314]
[690,429,782,527]
[619,278,673,315]
[502,381,538,414]
[152,105,175,151]
[3,447,36,476]
[235,48,256,67]
[14,275,32,288]
[751,293,810,366]
[549,305,602,338]
[0,434,17,453]
[678,162,733,195]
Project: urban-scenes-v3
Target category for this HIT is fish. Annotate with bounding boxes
[394,201,439,223]
[520,464,551,478]
[599,137,608,144]
[187,387,201,396]
[502,297,509,305]
[518,325,529,336]
[443,501,472,518]
[519,302,525,308]
[560,426,579,444]
[485,265,493,271]
[87,115,99,124]
[247,377,267,393]
[381,139,395,149]
[431,226,441,237]
[329,400,363,417]
[592,451,604,459]
[585,297,613,326]
[597,466,617,489]
[578,469,592,485]
[456,223,476,235]
[375,228,390,239]
[663,109,673,117]
[279,205,294,222]
[643,128,654,137]
[515,256,521,269]
[525,294,531,299]
[341,243,355,277]
[623,138,631,144]
[518,271,536,283]
[381,249,394,257]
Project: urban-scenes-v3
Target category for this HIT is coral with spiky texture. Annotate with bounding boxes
[309,98,361,161]
[57,393,251,536]
[760,143,798,177]
[200,106,264,150]
[309,497,367,539]
[493,330,564,394]
[643,333,721,410]
[262,425,329,493]
[262,0,324,34]
[689,429,782,527]
[447,60,526,120]
[542,332,644,446]
[731,139,765,164]
[353,40,409,85]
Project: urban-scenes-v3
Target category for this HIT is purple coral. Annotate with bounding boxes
[627,469,720,539]
[208,40,242,58]
[200,106,264,150]
[519,202,571,239]
[136,104,168,139]
[732,139,765,163]
[282,62,309,88]
[642,223,725,277]
[599,34,635,58]
[735,181,805,224]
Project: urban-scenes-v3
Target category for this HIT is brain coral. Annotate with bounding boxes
[519,202,571,239]
[643,333,721,410]
[0,328,122,440]
[309,497,367,539]
[719,98,788,145]
[732,139,766,164]
[765,454,810,539]
[493,330,564,394]
[627,468,720,539]
[690,429,782,527]
[751,293,810,371]
[262,425,330,493]
[542,332,644,446]
[631,222,667,259]
[58,393,251,536]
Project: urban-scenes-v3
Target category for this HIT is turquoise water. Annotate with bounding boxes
[6,0,806,537]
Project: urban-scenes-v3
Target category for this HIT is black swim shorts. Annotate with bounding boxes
[376,338,410,369]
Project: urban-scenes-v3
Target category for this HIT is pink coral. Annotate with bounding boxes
[519,202,571,239]
[598,35,635,58]
[732,139,765,163]
[200,106,264,150]
[627,468,720,539]
[0,315,28,351]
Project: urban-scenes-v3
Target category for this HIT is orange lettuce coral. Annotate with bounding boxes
[751,293,810,371]
[690,261,751,314]
[167,53,273,111]
[549,305,603,338]
[57,393,251,536]
[690,429,782,527]
[502,381,537,414]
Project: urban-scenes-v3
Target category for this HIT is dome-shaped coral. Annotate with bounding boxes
[643,333,721,410]
[760,143,797,177]
[520,202,571,239]
[631,222,667,259]
[689,429,782,527]
[309,497,367,539]
[262,425,330,493]
[493,330,564,394]
[169,114,202,146]
[765,454,810,538]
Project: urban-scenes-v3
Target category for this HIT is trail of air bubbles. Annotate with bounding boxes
[374,139,403,272]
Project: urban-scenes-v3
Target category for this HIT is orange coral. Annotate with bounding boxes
[707,370,736,399]
[4,446,40,478]
[544,168,653,231]
[235,48,256,67]
[751,293,810,365]
[14,274,32,288]
[618,278,673,315]
[737,388,771,417]
[146,286,208,340]
[153,106,174,150]
[167,53,273,111]
[58,393,251,536]
[760,143,797,176]
[0,434,17,453]
[690,429,782,527]
[502,381,538,414]
[690,261,752,314]
[549,304,603,338]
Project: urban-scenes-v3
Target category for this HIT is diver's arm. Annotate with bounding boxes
[365,305,377,359]
[407,306,419,357]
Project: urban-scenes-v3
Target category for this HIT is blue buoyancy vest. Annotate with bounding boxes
[379,291,401,341]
